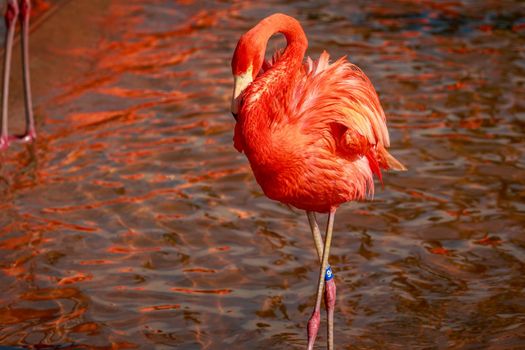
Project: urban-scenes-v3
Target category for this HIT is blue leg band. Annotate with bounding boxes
[325,265,334,281]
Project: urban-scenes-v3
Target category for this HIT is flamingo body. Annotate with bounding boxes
[233,17,403,213]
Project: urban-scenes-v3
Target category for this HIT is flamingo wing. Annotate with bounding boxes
[296,52,389,146]
[291,51,404,175]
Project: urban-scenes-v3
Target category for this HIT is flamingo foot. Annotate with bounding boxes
[10,129,36,143]
[0,135,9,150]
[306,309,320,350]
[0,130,36,150]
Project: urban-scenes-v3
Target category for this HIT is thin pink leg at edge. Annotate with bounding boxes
[19,0,36,143]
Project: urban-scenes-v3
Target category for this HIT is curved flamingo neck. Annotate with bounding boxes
[235,15,308,171]
[248,14,308,78]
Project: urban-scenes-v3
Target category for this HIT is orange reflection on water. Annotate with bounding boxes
[140,304,181,312]
[70,322,100,335]
[183,268,217,273]
[428,246,451,256]
[107,246,161,254]
[171,288,232,295]
[57,272,93,286]
[79,259,115,265]
[474,235,502,247]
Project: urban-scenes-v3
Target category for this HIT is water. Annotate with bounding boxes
[0,0,524,349]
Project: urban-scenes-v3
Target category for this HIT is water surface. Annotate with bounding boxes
[0,1,524,349]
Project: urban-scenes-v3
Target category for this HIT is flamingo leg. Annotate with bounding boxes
[19,0,35,142]
[1,0,19,149]
[306,211,323,259]
[307,209,336,350]
[306,211,337,350]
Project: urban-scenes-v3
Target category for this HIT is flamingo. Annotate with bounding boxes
[0,0,35,150]
[230,13,406,349]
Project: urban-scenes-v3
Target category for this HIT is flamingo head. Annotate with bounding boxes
[230,31,266,119]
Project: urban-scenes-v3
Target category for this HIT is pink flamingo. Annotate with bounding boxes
[1,0,35,150]
[230,14,406,349]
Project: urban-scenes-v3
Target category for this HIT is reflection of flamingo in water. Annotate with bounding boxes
[230,14,406,350]
[0,0,35,150]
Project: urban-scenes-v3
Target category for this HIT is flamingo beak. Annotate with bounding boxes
[231,69,253,120]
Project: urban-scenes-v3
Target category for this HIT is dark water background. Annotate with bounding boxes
[0,0,524,349]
